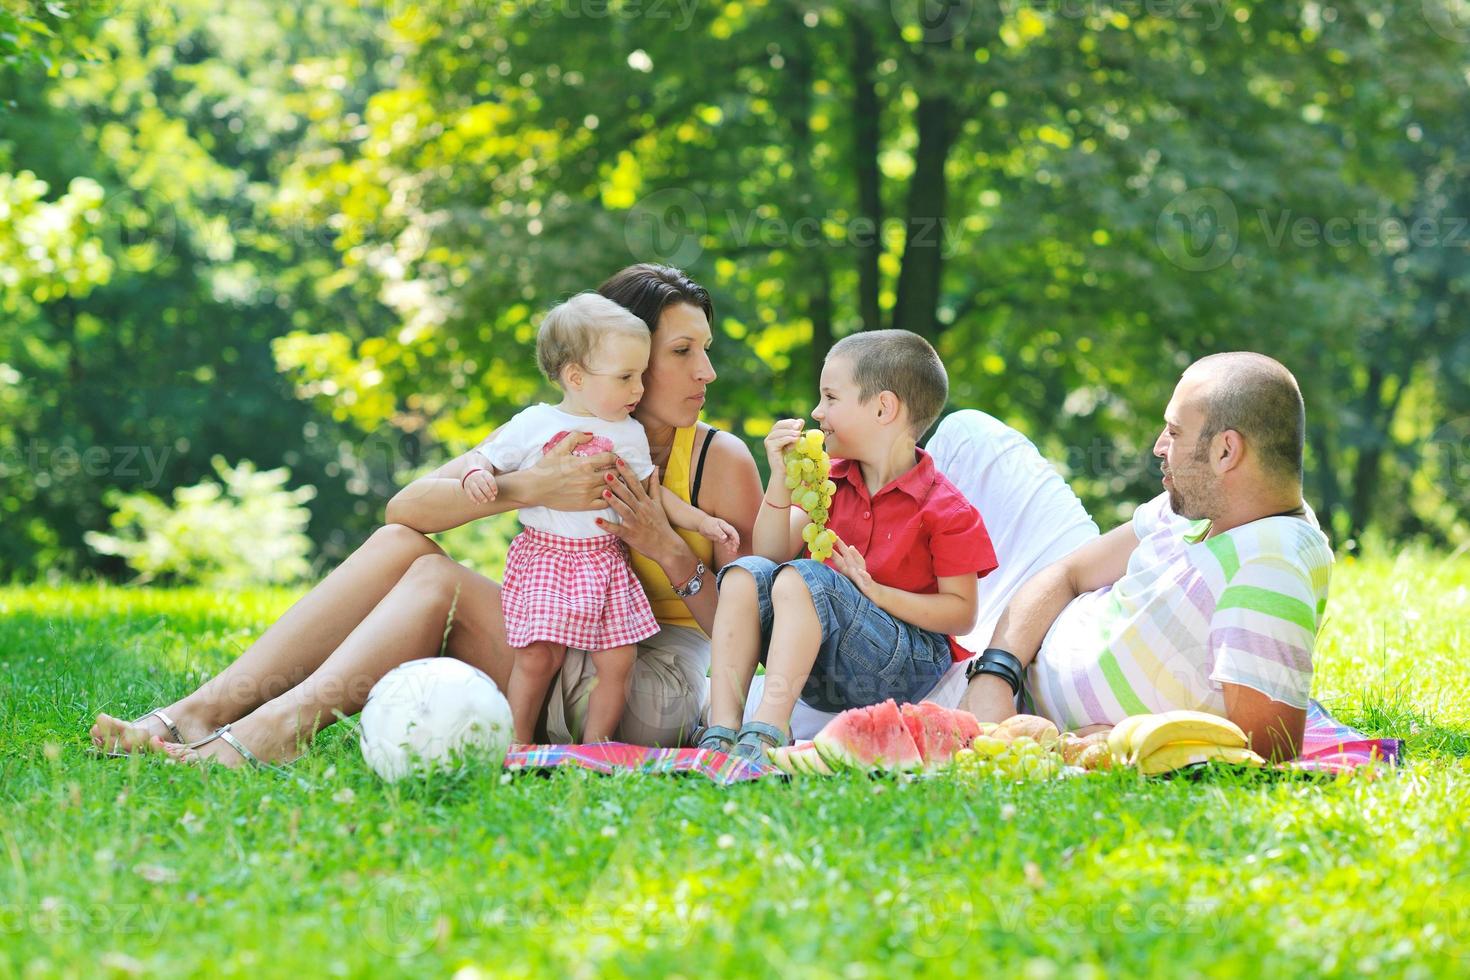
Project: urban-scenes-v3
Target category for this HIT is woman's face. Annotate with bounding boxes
[634,302,717,430]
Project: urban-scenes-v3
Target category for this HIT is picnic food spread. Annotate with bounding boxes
[767,702,1268,779]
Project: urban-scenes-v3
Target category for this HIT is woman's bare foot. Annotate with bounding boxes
[89,708,214,754]
[152,710,307,770]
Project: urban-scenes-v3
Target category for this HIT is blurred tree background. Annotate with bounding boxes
[1,0,1467,583]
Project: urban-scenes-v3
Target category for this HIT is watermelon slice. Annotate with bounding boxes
[792,743,834,776]
[813,699,923,772]
[768,745,797,775]
[900,701,978,767]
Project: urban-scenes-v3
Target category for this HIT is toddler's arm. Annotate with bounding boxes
[460,449,501,505]
[657,483,740,552]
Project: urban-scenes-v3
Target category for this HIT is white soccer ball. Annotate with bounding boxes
[359,657,513,782]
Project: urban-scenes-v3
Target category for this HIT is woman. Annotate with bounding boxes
[90,265,764,765]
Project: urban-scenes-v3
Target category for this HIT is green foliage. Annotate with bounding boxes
[84,456,316,586]
[0,555,1467,973]
[2,0,1469,580]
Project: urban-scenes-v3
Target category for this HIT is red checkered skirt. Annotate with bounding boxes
[501,527,661,651]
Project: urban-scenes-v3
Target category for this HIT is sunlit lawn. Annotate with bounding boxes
[2,552,1467,977]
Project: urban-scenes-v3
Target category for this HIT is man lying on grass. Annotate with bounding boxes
[959,352,1332,761]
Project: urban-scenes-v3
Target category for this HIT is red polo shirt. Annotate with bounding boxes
[821,448,998,662]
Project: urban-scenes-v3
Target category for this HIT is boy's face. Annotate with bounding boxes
[574,333,650,422]
[811,355,886,458]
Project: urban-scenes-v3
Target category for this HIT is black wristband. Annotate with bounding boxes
[965,647,1025,696]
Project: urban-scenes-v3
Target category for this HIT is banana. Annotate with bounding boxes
[1107,715,1152,761]
[1126,711,1248,764]
[1137,741,1265,776]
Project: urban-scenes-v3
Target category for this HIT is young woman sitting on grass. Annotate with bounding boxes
[89,264,763,767]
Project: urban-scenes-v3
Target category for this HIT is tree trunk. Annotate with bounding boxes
[850,16,882,332]
[891,93,953,340]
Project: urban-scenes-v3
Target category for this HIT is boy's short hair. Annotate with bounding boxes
[536,292,649,387]
[827,329,949,440]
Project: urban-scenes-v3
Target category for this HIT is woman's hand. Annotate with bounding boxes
[521,430,621,511]
[597,460,683,564]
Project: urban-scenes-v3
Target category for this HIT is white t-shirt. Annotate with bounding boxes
[476,403,655,540]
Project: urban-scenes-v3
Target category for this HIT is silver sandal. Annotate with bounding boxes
[94,708,198,758]
[186,724,300,780]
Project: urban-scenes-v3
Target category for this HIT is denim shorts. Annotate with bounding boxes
[715,554,952,713]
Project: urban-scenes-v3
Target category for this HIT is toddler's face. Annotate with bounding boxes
[577,333,650,422]
[810,355,877,458]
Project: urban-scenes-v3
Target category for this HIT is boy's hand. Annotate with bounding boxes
[763,418,805,476]
[462,468,499,505]
[698,515,740,552]
[829,534,877,597]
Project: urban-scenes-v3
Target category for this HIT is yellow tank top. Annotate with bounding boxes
[628,424,715,636]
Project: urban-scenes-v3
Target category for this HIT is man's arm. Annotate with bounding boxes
[1222,683,1304,762]
[958,522,1139,721]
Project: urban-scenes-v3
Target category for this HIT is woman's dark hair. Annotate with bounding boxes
[596,264,713,334]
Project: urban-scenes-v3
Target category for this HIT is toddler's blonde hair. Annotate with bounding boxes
[536,292,650,387]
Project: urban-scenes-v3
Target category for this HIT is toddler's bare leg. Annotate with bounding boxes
[582,644,635,743]
[507,641,566,744]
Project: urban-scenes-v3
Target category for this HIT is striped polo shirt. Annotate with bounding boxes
[1026,493,1333,730]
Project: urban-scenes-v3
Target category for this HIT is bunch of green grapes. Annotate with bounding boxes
[949,736,1060,781]
[784,429,838,560]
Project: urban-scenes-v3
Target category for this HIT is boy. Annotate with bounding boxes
[697,330,998,760]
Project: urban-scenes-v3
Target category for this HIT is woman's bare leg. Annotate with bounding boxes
[157,553,519,767]
[92,524,444,751]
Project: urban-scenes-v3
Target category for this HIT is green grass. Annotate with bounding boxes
[2,554,1469,977]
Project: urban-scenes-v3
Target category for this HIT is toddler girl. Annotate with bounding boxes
[464,292,737,744]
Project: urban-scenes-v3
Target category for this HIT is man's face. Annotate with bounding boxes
[1153,376,1221,520]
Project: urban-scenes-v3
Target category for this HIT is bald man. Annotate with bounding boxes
[959,353,1333,760]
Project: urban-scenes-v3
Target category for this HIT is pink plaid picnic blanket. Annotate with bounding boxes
[1291,698,1401,774]
[503,699,1399,785]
